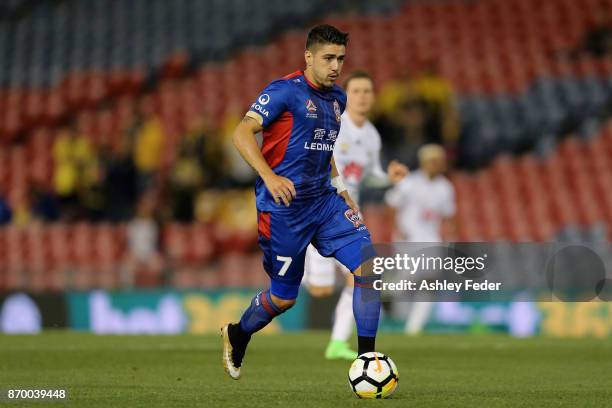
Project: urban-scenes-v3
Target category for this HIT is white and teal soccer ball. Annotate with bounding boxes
[348,352,399,399]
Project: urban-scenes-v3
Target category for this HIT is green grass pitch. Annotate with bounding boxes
[1,332,611,407]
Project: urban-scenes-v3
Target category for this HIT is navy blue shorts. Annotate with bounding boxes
[257,190,372,300]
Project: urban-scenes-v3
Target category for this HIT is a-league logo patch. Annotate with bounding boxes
[306,99,317,112]
[344,209,363,228]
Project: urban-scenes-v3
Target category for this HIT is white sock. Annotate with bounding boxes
[331,286,355,342]
[405,302,433,335]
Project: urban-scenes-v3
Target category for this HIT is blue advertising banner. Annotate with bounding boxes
[67,289,307,334]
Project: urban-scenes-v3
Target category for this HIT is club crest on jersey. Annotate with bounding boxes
[333,100,341,122]
[344,209,363,228]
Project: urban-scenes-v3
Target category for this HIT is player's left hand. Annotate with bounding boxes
[340,190,359,214]
[387,160,408,184]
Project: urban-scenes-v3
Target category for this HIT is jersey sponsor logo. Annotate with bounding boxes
[314,128,326,140]
[304,141,334,151]
[258,94,270,105]
[251,102,270,117]
[326,129,338,142]
[344,209,364,228]
[338,142,350,152]
[333,100,341,122]
[343,162,364,183]
[306,128,336,150]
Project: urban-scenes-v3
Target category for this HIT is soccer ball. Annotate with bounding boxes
[348,352,399,399]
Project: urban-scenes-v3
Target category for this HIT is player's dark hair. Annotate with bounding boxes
[343,70,373,90]
[306,24,349,50]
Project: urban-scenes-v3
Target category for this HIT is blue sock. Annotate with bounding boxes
[239,290,285,335]
[353,275,381,338]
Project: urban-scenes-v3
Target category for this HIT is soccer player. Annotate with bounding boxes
[302,71,407,360]
[385,144,456,334]
[221,24,382,380]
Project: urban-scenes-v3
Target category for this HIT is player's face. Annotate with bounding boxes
[346,78,374,115]
[422,156,446,177]
[305,44,346,88]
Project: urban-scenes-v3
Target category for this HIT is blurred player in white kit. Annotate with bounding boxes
[385,144,456,334]
[303,71,407,359]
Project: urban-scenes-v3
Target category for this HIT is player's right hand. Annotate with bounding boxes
[340,190,359,214]
[263,173,296,206]
[388,160,408,184]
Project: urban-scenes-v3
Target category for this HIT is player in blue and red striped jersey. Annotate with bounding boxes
[221,24,381,380]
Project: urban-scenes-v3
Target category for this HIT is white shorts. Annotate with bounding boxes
[303,244,350,287]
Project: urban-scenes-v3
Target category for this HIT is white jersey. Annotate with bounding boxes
[333,112,388,203]
[385,170,455,242]
[303,112,388,287]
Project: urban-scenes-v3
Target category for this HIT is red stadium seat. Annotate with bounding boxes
[94,224,124,288]
[198,267,221,288]
[188,224,215,265]
[161,52,189,79]
[218,254,249,287]
[84,72,109,107]
[172,268,199,289]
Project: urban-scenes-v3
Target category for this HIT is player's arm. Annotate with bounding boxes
[374,130,407,185]
[364,129,408,187]
[386,160,408,184]
[331,156,359,213]
[232,116,296,206]
[384,178,409,240]
[368,157,407,185]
